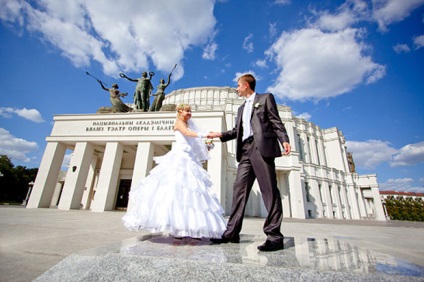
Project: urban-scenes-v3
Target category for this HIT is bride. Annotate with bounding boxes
[122,104,227,245]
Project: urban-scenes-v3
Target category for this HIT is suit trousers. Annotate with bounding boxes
[223,139,284,242]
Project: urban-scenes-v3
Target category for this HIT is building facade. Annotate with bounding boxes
[27,86,386,220]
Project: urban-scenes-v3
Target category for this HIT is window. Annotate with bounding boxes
[315,140,321,165]
[305,182,310,202]
[297,134,304,161]
[306,137,312,163]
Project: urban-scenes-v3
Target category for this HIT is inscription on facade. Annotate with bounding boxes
[84,119,174,134]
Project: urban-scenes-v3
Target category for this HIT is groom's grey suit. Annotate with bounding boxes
[220,92,289,243]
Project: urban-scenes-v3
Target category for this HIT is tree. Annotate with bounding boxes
[384,196,424,222]
[0,155,38,203]
[0,155,15,202]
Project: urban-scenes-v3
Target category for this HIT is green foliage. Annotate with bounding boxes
[384,196,424,222]
[0,155,38,203]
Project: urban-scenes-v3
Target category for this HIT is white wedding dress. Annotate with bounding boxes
[122,120,227,238]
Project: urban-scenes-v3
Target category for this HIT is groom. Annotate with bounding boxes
[208,73,291,252]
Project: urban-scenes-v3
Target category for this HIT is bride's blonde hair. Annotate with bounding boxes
[176,103,191,117]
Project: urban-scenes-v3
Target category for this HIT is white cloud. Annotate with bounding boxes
[311,0,369,32]
[317,10,356,31]
[311,0,424,34]
[266,28,385,101]
[203,42,218,60]
[15,108,45,123]
[0,0,217,79]
[393,43,411,53]
[255,59,268,68]
[242,34,254,53]
[0,107,13,118]
[391,141,424,166]
[380,177,413,189]
[0,107,45,123]
[0,128,38,163]
[275,0,290,5]
[413,35,424,49]
[372,0,424,31]
[378,177,424,193]
[269,22,278,38]
[379,178,424,193]
[346,139,397,169]
[346,140,424,171]
[296,112,311,121]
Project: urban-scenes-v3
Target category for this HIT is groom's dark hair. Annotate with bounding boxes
[239,74,256,91]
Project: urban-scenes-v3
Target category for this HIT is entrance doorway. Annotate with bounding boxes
[115,179,132,210]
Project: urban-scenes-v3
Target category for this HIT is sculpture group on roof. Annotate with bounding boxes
[87,64,176,113]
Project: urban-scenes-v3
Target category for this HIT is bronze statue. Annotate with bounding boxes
[97,81,132,113]
[150,75,172,111]
[347,152,356,173]
[149,64,176,112]
[120,71,154,111]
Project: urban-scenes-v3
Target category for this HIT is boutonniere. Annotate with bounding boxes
[254,102,261,109]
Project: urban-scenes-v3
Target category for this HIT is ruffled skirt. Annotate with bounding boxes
[121,149,227,238]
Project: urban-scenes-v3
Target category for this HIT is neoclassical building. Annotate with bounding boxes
[27,86,386,220]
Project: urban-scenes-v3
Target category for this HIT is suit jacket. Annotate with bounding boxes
[221,93,289,162]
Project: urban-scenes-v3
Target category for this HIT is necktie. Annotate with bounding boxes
[243,99,252,141]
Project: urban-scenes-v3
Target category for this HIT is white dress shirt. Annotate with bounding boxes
[242,93,256,141]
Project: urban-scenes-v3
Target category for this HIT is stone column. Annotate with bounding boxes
[127,142,154,211]
[340,185,351,219]
[371,186,386,221]
[50,182,64,207]
[91,142,124,212]
[207,142,224,204]
[346,183,360,219]
[131,142,154,188]
[321,182,331,218]
[301,132,311,163]
[81,155,98,210]
[288,169,306,219]
[356,188,367,219]
[279,172,291,218]
[308,135,317,164]
[27,142,66,208]
[333,184,343,219]
[58,142,94,210]
[317,137,327,166]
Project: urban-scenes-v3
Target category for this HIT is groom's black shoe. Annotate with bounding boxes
[257,240,284,252]
[210,235,240,244]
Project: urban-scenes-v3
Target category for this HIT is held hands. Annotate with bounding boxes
[202,132,221,151]
[204,132,291,156]
[206,132,222,139]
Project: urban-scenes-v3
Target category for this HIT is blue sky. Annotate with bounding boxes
[0,0,423,193]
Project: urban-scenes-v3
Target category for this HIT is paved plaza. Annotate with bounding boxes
[0,205,423,281]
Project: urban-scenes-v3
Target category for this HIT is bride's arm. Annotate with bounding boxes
[174,119,203,138]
